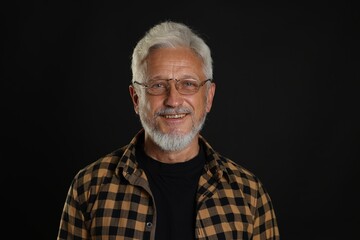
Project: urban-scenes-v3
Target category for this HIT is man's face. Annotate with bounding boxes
[130,47,215,151]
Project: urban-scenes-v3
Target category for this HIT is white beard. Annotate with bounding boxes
[139,105,207,152]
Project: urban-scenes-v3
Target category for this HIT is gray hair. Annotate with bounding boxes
[131,21,213,84]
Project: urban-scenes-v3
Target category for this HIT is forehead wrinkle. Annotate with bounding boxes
[150,65,201,80]
[147,47,204,80]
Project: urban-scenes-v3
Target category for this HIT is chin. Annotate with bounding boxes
[161,127,190,136]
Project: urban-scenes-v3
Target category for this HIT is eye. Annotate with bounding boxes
[149,80,166,89]
[180,79,199,88]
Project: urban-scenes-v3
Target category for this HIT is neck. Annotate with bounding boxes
[143,133,200,164]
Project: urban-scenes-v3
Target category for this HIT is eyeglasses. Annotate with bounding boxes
[133,78,212,96]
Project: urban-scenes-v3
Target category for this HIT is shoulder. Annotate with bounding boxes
[200,135,264,190]
[218,155,275,209]
[71,146,127,191]
[219,155,265,192]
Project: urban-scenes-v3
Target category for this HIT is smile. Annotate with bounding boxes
[163,114,187,119]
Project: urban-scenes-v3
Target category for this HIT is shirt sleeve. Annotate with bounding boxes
[252,181,280,240]
[57,178,89,240]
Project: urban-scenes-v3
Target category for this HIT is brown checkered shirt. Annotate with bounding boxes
[57,130,280,239]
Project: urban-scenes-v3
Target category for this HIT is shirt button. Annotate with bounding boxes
[146,222,153,228]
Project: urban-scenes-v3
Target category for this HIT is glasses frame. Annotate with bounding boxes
[133,78,212,96]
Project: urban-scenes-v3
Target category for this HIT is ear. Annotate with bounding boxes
[205,82,216,113]
[129,84,139,114]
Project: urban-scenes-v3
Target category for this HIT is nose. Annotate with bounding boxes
[164,81,184,107]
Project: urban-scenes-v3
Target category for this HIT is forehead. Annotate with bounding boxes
[146,47,204,78]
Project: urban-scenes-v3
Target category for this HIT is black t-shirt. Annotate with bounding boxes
[136,143,205,240]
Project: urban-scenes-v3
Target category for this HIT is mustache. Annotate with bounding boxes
[156,107,192,116]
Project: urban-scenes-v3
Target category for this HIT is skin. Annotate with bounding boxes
[129,47,216,163]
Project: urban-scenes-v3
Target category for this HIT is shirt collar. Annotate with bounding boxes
[115,129,228,182]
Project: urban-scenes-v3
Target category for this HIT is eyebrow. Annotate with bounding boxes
[149,75,200,80]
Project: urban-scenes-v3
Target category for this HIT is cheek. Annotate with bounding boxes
[139,98,149,112]
[139,96,158,115]
[188,97,206,116]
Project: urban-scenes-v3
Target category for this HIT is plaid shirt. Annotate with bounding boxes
[57,129,280,239]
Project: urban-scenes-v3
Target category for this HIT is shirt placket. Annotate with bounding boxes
[124,168,157,240]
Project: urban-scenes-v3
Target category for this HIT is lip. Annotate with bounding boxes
[163,113,187,119]
[160,113,189,125]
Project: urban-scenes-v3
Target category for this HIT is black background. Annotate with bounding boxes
[3,1,359,239]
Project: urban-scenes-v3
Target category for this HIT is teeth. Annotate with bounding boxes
[164,114,186,119]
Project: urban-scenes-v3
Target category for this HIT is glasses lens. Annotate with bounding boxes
[147,80,167,95]
[144,78,208,95]
[177,79,200,94]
